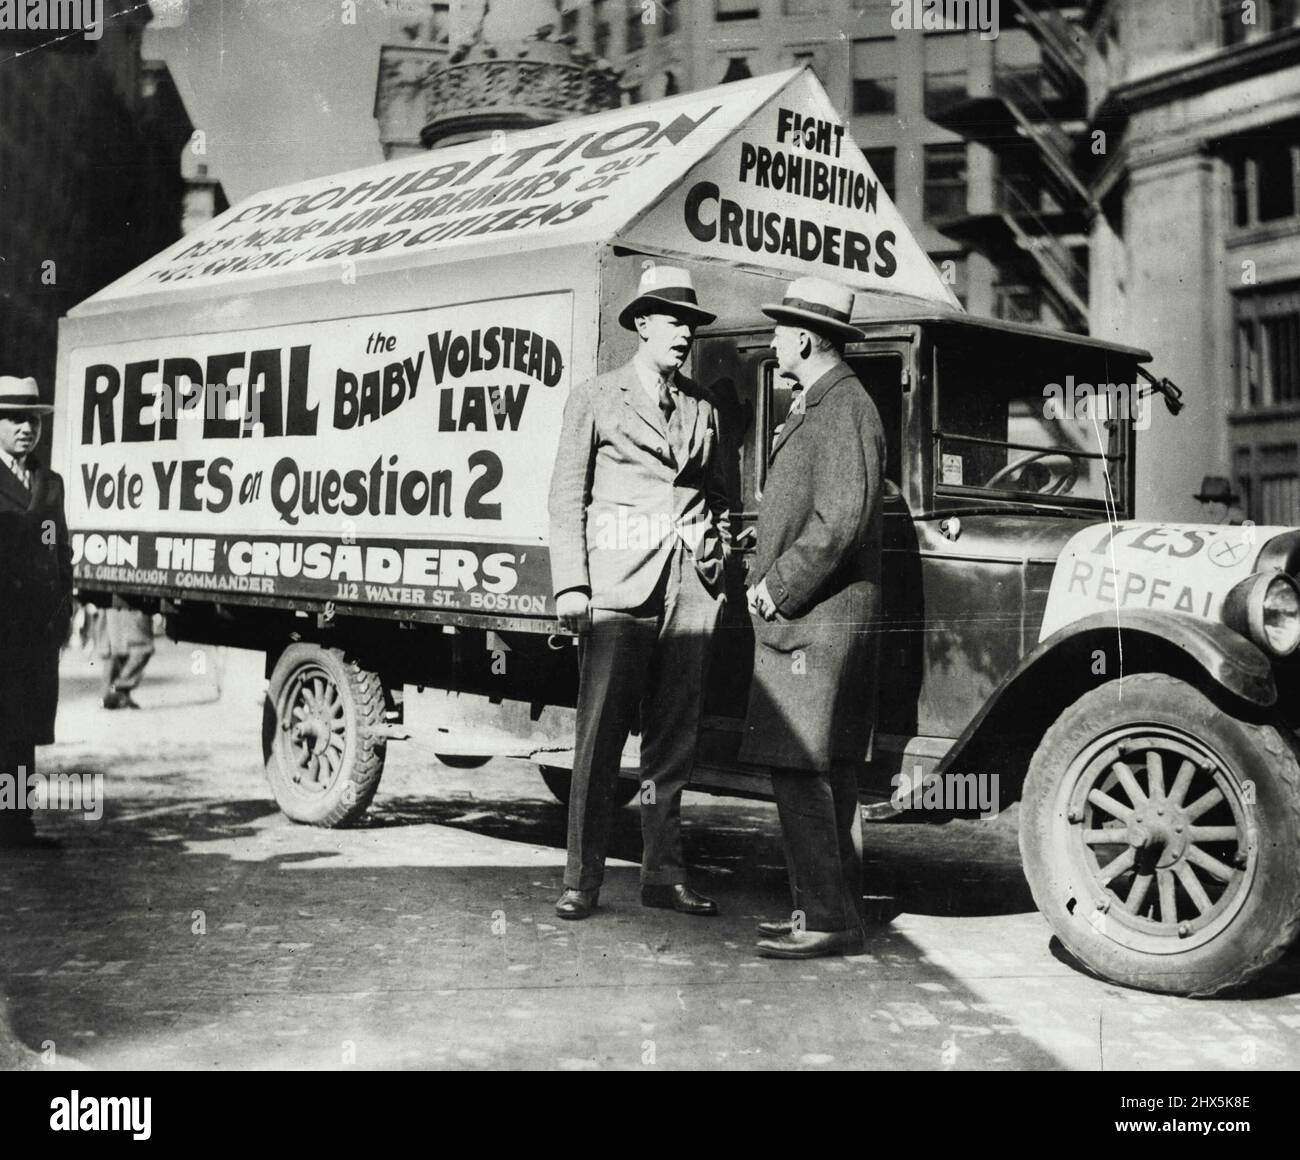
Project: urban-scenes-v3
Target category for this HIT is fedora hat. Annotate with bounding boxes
[1193,475,1241,505]
[0,376,53,414]
[618,264,717,331]
[762,276,865,341]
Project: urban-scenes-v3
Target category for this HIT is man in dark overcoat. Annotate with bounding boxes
[548,264,731,920]
[739,278,885,959]
[0,376,73,848]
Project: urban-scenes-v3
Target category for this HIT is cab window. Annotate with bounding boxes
[759,352,904,497]
[934,340,1133,510]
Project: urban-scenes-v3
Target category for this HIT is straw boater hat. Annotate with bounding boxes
[618,264,717,331]
[762,276,865,341]
[0,376,53,414]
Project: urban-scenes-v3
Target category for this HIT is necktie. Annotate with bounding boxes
[658,377,675,423]
[8,457,29,490]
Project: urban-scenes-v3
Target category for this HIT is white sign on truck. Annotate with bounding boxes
[70,293,572,615]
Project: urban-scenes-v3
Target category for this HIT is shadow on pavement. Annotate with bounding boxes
[0,786,1076,1071]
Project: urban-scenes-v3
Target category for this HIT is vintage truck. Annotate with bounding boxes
[56,70,1300,997]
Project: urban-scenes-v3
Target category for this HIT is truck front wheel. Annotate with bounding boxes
[1020,673,1300,996]
[263,643,387,827]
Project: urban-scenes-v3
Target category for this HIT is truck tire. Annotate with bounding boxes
[538,765,641,808]
[263,643,387,827]
[1020,673,1300,996]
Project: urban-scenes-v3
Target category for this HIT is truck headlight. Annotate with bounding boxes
[1224,572,1300,657]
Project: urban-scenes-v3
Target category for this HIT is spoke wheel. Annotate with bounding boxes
[1068,730,1252,950]
[1020,674,1300,996]
[262,643,387,827]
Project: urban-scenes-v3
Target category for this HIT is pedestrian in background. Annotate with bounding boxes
[99,595,155,710]
[0,375,73,849]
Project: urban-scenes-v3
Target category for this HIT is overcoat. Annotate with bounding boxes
[738,361,884,772]
[0,456,74,745]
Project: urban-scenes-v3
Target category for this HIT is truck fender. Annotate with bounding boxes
[934,609,1276,789]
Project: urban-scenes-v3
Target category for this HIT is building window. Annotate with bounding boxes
[561,5,578,40]
[924,142,967,222]
[663,0,679,35]
[1237,442,1300,525]
[863,146,895,200]
[924,32,968,115]
[1235,285,1300,410]
[1222,0,1297,45]
[994,282,1041,323]
[721,56,753,82]
[1229,133,1300,228]
[593,0,610,57]
[851,37,896,115]
[996,146,1050,214]
[716,0,759,21]
[790,47,824,81]
[626,4,645,51]
[663,69,680,96]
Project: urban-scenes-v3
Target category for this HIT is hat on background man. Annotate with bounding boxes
[1193,475,1241,505]
[618,264,717,331]
[0,376,54,414]
[762,276,865,342]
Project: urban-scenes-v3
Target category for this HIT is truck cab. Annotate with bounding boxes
[694,302,1148,798]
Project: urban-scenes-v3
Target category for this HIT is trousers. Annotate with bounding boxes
[100,607,153,695]
[771,761,864,932]
[0,741,37,841]
[564,543,722,891]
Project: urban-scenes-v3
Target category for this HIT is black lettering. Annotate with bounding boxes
[684,181,719,242]
[465,449,502,520]
[83,364,119,445]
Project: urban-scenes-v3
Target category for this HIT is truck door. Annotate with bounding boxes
[693,333,912,733]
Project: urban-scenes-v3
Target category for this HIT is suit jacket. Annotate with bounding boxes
[738,360,885,771]
[548,359,730,610]
[0,455,74,745]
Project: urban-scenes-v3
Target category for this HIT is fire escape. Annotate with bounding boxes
[927,1,1099,332]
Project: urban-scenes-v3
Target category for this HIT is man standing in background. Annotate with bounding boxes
[0,376,73,849]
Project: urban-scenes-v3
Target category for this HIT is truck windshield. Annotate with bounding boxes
[934,339,1135,511]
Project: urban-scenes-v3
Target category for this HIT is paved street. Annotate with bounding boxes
[2,639,1300,1071]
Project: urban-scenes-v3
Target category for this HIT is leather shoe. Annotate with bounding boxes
[757,919,793,937]
[641,883,718,916]
[555,887,598,920]
[755,928,865,959]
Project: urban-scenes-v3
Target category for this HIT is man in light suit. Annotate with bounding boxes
[0,376,73,849]
[548,265,730,920]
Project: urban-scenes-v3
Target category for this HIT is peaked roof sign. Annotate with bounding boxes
[622,69,958,306]
[80,69,956,311]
